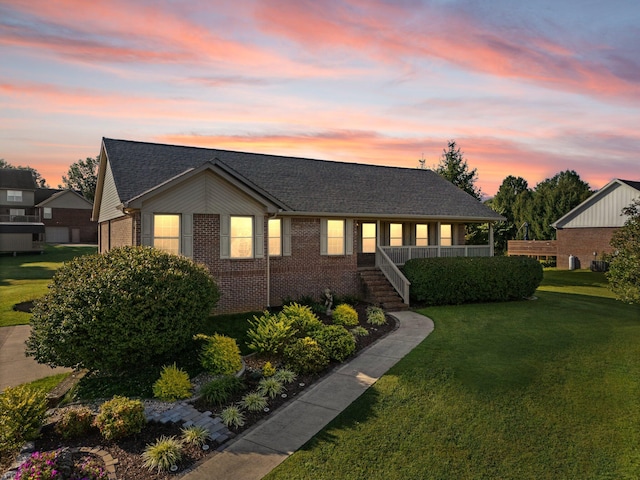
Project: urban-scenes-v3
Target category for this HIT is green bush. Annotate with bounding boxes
[152,363,193,402]
[0,385,48,457]
[257,377,285,399]
[283,337,329,375]
[181,425,209,447]
[55,406,94,439]
[240,392,268,412]
[194,334,242,376]
[366,306,387,326]
[247,311,297,355]
[94,395,146,441]
[332,304,359,326]
[262,361,276,378]
[280,302,324,337]
[26,246,219,374]
[142,435,183,472]
[351,326,369,337]
[313,325,356,362]
[221,405,245,429]
[199,375,245,406]
[403,256,543,306]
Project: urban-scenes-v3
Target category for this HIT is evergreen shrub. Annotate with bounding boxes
[0,385,48,457]
[332,304,359,326]
[194,334,242,376]
[247,311,296,355]
[313,325,356,362]
[94,395,146,441]
[403,256,543,306]
[283,337,329,375]
[152,363,193,402]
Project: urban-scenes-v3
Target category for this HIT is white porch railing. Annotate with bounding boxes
[381,245,492,265]
[375,246,410,305]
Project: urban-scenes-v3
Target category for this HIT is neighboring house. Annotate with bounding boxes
[0,168,45,253]
[93,138,504,313]
[552,179,640,269]
[36,189,98,244]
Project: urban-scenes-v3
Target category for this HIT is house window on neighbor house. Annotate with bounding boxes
[416,224,428,246]
[231,216,254,258]
[269,218,281,256]
[327,219,345,255]
[43,207,52,219]
[153,214,180,255]
[440,223,452,246]
[361,222,376,253]
[8,190,22,202]
[390,223,403,247]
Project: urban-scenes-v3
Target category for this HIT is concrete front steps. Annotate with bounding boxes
[358,267,409,312]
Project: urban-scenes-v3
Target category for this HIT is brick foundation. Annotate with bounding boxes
[556,227,620,269]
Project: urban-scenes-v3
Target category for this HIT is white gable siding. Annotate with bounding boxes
[98,161,125,223]
[42,191,92,209]
[561,182,640,228]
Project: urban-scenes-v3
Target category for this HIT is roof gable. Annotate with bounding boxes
[36,189,92,209]
[553,178,640,229]
[97,138,504,221]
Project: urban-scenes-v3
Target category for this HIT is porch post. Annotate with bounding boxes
[437,221,441,257]
[489,222,494,257]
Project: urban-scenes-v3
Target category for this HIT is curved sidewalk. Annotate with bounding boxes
[182,311,435,480]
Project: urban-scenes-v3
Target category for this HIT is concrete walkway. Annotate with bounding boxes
[182,311,435,480]
[0,325,72,391]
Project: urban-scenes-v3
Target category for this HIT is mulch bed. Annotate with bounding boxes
[15,303,396,480]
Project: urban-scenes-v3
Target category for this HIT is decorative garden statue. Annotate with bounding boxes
[323,288,333,316]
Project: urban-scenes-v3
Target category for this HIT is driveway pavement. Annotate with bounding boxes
[0,325,72,391]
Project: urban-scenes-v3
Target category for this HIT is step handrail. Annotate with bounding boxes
[375,246,410,305]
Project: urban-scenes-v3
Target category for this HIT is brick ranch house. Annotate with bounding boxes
[551,179,640,269]
[93,138,504,313]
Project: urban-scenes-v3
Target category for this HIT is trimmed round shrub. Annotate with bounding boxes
[55,406,94,439]
[403,256,543,306]
[26,246,220,374]
[332,304,359,326]
[195,334,242,376]
[283,337,329,375]
[280,302,324,337]
[94,395,146,441]
[0,385,48,457]
[313,325,356,362]
[153,363,193,402]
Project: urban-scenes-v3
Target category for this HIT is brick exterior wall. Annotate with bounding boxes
[42,207,97,243]
[108,216,135,249]
[556,227,620,269]
[269,218,360,307]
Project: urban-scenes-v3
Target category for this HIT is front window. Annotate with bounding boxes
[416,224,428,246]
[43,207,52,219]
[10,209,25,219]
[153,214,180,255]
[362,222,376,253]
[8,190,22,202]
[231,216,253,258]
[327,219,345,255]
[269,218,281,256]
[440,224,452,246]
[390,223,403,247]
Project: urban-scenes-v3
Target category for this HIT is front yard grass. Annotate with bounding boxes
[0,245,97,327]
[265,270,640,480]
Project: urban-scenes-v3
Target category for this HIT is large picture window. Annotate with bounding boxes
[269,218,281,256]
[154,214,180,255]
[231,216,254,258]
[327,219,345,255]
[362,222,376,253]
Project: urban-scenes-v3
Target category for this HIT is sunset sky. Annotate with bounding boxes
[1,0,638,197]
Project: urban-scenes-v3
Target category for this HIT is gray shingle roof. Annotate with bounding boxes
[103,138,503,220]
[619,179,640,191]
[0,169,37,190]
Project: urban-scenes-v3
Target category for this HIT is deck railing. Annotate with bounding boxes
[381,245,492,265]
[0,214,40,223]
[375,246,410,305]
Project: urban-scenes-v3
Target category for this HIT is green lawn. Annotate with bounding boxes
[265,270,640,480]
[0,245,97,327]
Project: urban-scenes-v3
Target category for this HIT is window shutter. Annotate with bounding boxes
[141,213,152,246]
[282,217,292,256]
[220,214,230,259]
[255,215,264,258]
[345,219,353,255]
[182,214,193,258]
[320,218,328,255]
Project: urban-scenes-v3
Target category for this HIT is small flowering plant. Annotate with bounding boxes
[71,456,108,480]
[15,450,63,480]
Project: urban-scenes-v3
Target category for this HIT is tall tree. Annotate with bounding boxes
[435,140,482,201]
[606,199,640,304]
[528,170,592,240]
[0,159,48,187]
[60,156,99,202]
[486,175,530,253]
